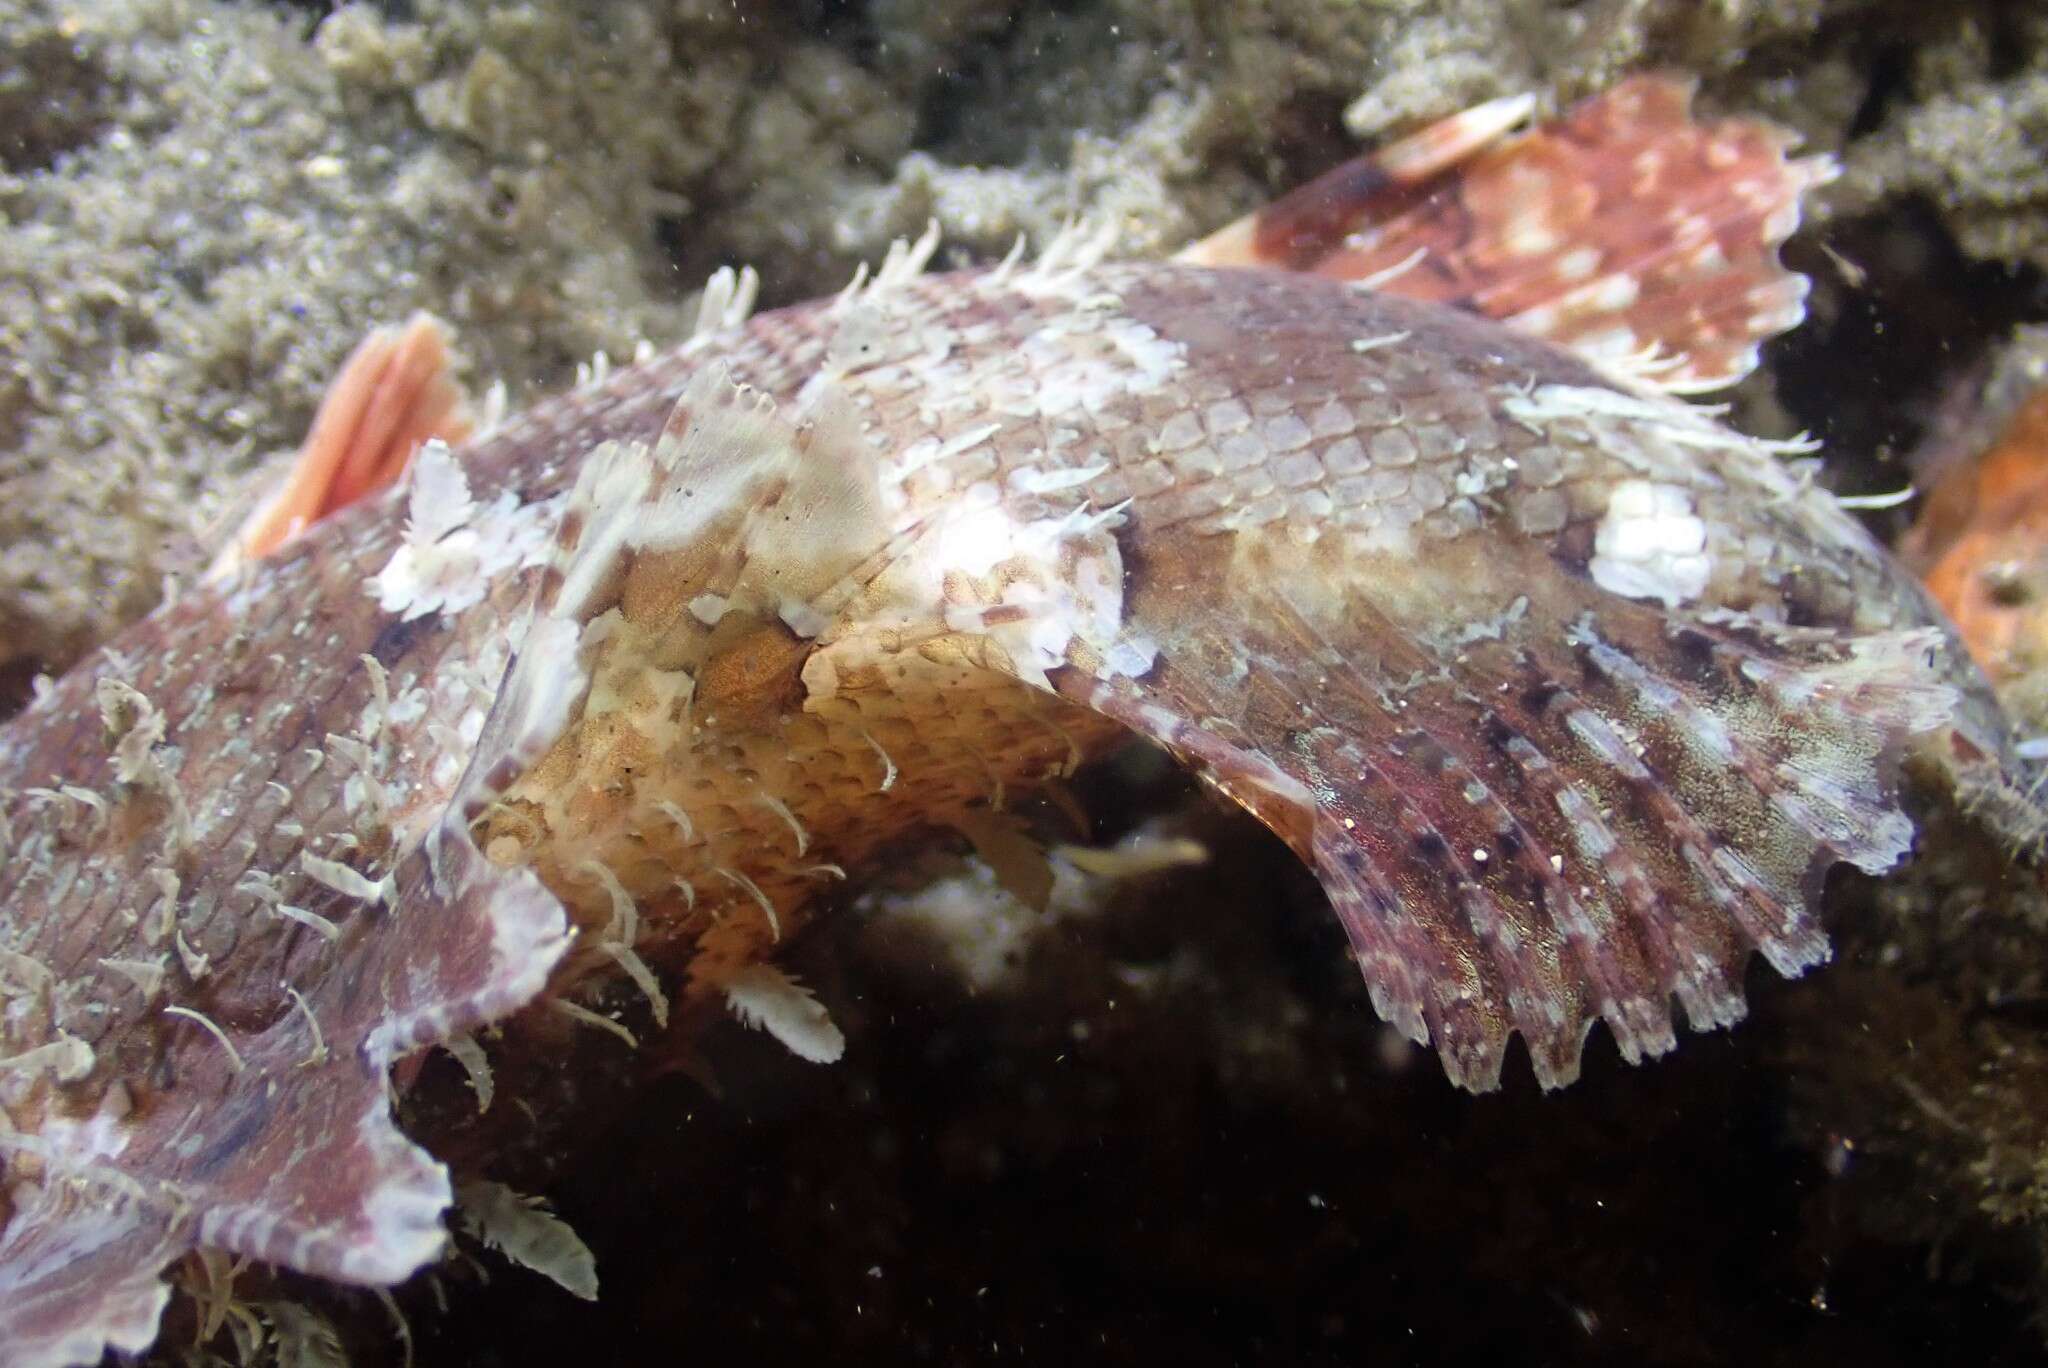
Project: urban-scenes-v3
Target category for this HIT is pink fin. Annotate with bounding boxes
[0,689,568,1367]
[216,313,473,572]
[1178,75,1834,391]
[0,1195,175,1368]
[1076,561,1954,1092]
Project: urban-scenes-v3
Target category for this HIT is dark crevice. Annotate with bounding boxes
[0,36,117,174]
[1773,200,2048,526]
[0,655,39,727]
[1847,44,1912,139]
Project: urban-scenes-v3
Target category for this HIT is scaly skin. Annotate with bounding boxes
[0,252,2021,1367]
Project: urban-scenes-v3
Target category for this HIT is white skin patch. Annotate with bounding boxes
[1589,479,1711,607]
[1020,312,1186,420]
[371,440,557,621]
[913,499,1151,689]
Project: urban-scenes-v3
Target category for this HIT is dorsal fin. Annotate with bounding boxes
[214,313,473,573]
[1179,75,1834,393]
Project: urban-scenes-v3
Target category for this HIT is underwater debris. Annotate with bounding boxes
[440,1033,495,1114]
[454,1181,599,1302]
[723,964,847,1065]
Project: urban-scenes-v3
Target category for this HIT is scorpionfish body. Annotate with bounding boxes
[0,77,2023,1366]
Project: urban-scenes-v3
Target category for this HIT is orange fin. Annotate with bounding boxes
[216,313,473,571]
[1178,75,1834,392]
[1909,367,2048,685]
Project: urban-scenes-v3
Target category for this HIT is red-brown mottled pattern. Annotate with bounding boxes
[0,259,2013,1367]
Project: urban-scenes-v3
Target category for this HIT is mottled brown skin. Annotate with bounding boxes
[0,260,2015,1367]
[0,264,1977,1073]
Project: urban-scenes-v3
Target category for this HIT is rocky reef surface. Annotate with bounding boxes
[4,1,2048,1363]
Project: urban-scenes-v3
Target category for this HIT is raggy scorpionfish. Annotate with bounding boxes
[0,76,2030,1365]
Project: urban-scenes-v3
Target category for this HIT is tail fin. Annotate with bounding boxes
[1179,75,1833,392]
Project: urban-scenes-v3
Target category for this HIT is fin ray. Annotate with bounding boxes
[1179,74,1831,391]
[214,313,473,575]
[1070,524,1956,1091]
